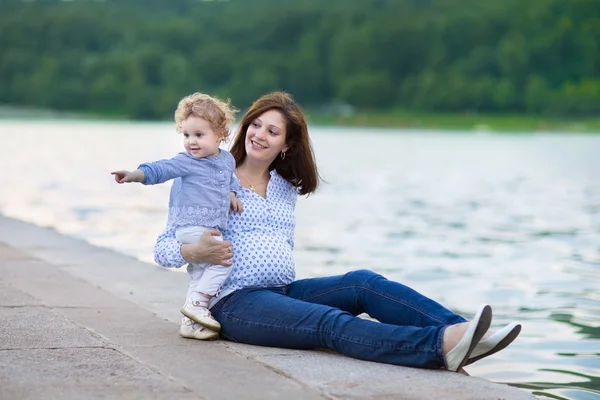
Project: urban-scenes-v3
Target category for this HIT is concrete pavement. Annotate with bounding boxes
[0,214,537,399]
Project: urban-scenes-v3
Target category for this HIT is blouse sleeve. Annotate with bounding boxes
[153,220,187,268]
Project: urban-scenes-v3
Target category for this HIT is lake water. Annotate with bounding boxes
[0,120,599,399]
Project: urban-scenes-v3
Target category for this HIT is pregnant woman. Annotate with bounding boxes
[154,91,521,371]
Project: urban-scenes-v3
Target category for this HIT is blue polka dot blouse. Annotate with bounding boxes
[153,169,297,301]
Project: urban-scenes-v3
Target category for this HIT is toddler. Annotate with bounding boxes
[112,92,241,336]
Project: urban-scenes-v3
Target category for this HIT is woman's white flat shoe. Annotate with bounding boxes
[444,304,492,372]
[465,321,521,365]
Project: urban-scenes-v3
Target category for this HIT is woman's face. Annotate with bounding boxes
[245,109,289,164]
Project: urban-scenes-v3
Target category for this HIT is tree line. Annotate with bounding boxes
[1,0,598,119]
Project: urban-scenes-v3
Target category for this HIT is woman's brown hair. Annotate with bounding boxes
[230,91,320,195]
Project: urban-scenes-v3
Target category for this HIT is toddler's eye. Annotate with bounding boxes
[183,133,189,138]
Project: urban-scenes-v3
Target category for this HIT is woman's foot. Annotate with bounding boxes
[465,321,521,365]
[443,304,492,371]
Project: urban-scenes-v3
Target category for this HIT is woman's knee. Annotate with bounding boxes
[343,269,382,286]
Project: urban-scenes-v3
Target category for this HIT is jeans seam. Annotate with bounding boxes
[219,310,437,352]
[301,284,452,325]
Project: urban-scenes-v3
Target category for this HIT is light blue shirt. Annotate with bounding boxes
[139,150,240,230]
[154,170,297,304]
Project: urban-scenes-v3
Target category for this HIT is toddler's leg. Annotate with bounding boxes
[178,265,219,340]
[194,234,232,297]
[181,263,224,331]
[176,226,223,331]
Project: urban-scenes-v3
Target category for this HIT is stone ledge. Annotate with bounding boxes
[0,214,537,399]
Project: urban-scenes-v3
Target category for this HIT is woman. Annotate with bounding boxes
[154,91,521,371]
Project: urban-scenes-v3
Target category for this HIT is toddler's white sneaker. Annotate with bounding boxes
[181,300,221,331]
[179,318,219,340]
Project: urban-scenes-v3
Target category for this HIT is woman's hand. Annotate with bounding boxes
[180,229,233,266]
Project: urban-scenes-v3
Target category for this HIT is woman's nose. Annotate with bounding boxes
[254,128,266,139]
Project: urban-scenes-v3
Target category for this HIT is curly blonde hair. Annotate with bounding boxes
[174,92,238,141]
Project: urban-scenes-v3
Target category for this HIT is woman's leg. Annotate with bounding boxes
[286,269,466,327]
[211,287,446,369]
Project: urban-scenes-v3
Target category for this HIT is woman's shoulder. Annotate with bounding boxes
[270,169,291,187]
[271,170,299,198]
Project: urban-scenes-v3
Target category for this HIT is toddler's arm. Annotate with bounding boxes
[226,152,243,212]
[228,158,242,194]
[111,169,145,184]
[230,192,243,213]
[113,153,193,185]
[139,153,195,185]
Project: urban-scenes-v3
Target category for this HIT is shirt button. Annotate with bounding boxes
[219,170,222,174]
[221,185,224,188]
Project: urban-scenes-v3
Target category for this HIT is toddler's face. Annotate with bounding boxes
[181,116,222,158]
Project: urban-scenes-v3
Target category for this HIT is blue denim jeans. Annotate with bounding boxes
[211,269,466,368]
